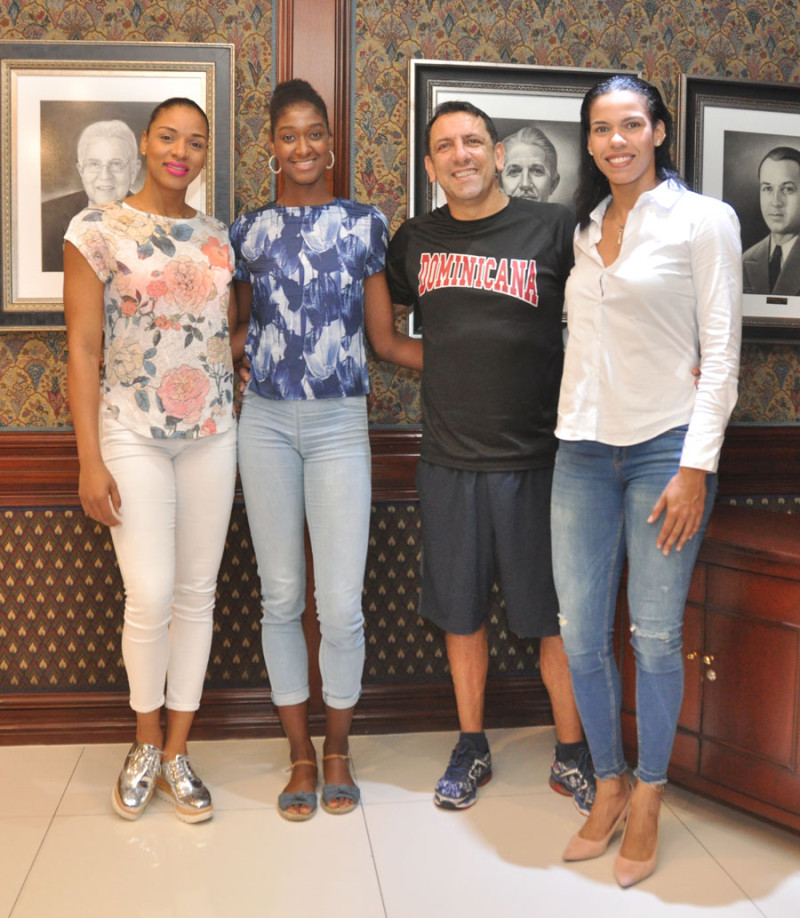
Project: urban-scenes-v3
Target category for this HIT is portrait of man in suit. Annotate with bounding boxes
[743,146,800,296]
[40,119,140,273]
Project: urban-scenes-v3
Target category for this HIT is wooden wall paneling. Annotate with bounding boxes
[3,425,797,508]
[702,609,797,768]
[0,680,555,746]
[679,602,704,736]
[717,426,800,496]
[0,431,81,506]
[3,420,800,751]
[275,0,352,199]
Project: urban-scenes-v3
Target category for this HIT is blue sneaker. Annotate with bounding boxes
[434,741,492,809]
[549,745,596,816]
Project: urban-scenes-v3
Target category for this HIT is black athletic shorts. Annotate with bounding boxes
[415,460,560,638]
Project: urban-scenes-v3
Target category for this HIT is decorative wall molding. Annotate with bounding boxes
[716,425,800,496]
[0,425,795,508]
[0,431,81,506]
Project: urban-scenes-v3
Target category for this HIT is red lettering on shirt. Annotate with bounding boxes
[436,253,455,288]
[494,258,510,295]
[416,252,539,306]
[419,252,431,294]
[479,257,497,289]
[460,255,480,287]
[523,260,538,305]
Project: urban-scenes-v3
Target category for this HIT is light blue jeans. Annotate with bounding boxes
[551,428,716,784]
[237,393,371,709]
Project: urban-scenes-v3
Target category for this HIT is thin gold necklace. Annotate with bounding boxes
[606,208,626,245]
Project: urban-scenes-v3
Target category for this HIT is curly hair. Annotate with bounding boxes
[269,79,330,136]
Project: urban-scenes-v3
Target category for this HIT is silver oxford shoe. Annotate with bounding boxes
[112,741,162,820]
[157,754,214,823]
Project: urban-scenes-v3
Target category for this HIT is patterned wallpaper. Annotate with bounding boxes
[0,0,274,430]
[353,0,800,427]
[2,0,800,428]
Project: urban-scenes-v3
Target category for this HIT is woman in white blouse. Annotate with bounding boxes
[551,75,742,887]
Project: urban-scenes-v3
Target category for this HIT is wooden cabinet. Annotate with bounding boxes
[619,505,800,832]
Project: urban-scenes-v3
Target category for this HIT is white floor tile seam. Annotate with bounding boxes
[355,804,391,918]
[660,796,772,917]
[6,857,33,918]
[6,801,66,918]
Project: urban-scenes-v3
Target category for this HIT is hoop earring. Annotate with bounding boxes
[326,150,335,170]
[268,155,281,175]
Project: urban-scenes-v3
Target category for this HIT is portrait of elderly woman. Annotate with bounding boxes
[499,124,561,203]
[41,119,141,272]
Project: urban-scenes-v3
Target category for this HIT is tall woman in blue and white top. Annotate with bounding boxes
[230,79,421,821]
[64,98,243,823]
[551,75,742,886]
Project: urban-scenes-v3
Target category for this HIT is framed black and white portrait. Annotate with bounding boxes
[680,74,800,336]
[408,60,637,218]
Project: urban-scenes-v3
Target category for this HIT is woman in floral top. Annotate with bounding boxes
[231,79,421,820]
[64,98,242,824]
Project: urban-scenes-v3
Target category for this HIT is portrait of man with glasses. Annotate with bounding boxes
[41,119,141,272]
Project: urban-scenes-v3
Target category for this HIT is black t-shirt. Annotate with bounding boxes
[386,196,574,471]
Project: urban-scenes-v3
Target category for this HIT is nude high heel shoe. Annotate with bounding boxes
[614,792,661,887]
[614,824,658,887]
[562,800,631,862]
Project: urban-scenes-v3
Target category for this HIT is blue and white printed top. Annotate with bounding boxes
[230,198,389,400]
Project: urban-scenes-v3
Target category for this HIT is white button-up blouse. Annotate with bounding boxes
[556,180,742,473]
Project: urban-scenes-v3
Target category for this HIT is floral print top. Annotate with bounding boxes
[230,198,389,400]
[66,201,235,439]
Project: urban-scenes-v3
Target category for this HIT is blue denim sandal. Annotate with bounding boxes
[278,759,318,822]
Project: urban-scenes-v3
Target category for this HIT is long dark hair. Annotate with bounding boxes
[574,75,682,228]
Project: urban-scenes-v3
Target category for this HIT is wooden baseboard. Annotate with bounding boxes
[0,677,552,746]
[667,766,800,835]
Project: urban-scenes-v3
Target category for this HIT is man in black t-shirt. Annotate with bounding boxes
[387,101,594,814]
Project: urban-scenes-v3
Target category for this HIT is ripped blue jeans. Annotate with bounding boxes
[551,429,716,784]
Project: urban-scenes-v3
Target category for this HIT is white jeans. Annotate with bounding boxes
[100,412,237,713]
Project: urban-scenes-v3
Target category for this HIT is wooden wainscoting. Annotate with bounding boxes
[3,425,794,507]
[0,425,797,745]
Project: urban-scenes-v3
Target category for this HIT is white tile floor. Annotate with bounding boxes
[2,726,799,918]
